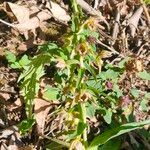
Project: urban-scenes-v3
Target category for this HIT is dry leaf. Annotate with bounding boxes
[4,2,30,23]
[34,98,51,134]
[128,6,143,37]
[46,1,70,22]
[135,59,143,72]
[0,126,23,150]
[14,10,51,32]
[112,9,120,44]
[8,98,22,111]
[3,2,52,40]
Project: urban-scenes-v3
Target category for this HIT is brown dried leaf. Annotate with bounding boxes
[0,126,23,150]
[45,1,70,22]
[0,93,10,102]
[7,98,22,111]
[4,2,30,23]
[128,6,143,37]
[34,98,51,134]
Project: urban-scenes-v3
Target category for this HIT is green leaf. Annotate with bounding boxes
[131,88,139,98]
[71,15,76,32]
[84,62,97,81]
[113,84,123,98]
[98,70,119,81]
[145,92,150,98]
[19,55,30,67]
[76,68,85,88]
[118,57,130,68]
[99,138,121,150]
[66,59,79,65]
[19,118,35,135]
[88,120,150,150]
[103,109,112,124]
[86,102,96,118]
[67,122,87,140]
[43,87,60,101]
[39,42,58,51]
[140,99,148,112]
[10,62,21,69]
[138,70,150,80]
[5,50,16,63]
[144,0,150,4]
[82,29,99,39]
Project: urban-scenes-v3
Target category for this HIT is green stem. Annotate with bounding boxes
[80,102,88,147]
[71,0,79,14]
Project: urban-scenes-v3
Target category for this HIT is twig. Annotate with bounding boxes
[94,0,99,9]
[0,89,17,94]
[76,0,102,16]
[98,28,113,40]
[140,0,150,25]
[0,19,15,28]
[111,9,120,45]
[96,40,119,54]
[76,0,110,29]
[40,134,70,148]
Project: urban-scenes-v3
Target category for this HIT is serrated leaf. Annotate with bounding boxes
[138,70,150,80]
[84,62,97,81]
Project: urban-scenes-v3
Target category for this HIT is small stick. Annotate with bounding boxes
[76,0,110,29]
[40,134,70,148]
[0,19,15,28]
[0,89,16,94]
[111,9,120,45]
[94,0,99,9]
[140,0,150,25]
[96,40,119,54]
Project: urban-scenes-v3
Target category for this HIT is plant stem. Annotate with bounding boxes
[72,0,79,14]
[80,102,88,147]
